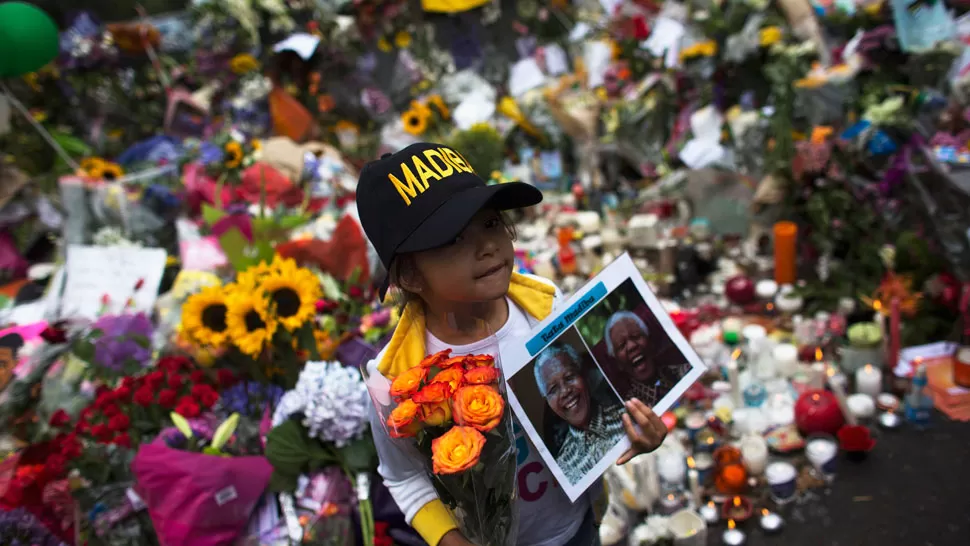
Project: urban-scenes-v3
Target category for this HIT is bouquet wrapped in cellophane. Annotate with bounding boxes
[363,347,518,546]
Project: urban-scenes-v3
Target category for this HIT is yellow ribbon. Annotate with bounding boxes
[497,96,542,139]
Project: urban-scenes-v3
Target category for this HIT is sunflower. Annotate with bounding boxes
[224,141,244,169]
[226,291,278,357]
[250,139,262,152]
[428,95,450,120]
[401,108,428,136]
[255,266,321,330]
[394,31,412,49]
[229,53,260,75]
[182,285,231,347]
[90,162,124,181]
[80,157,106,177]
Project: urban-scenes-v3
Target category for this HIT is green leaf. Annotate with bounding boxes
[268,469,300,493]
[297,323,320,360]
[217,228,255,272]
[202,204,228,226]
[337,435,377,473]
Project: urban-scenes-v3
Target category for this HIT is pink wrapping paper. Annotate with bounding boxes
[131,444,272,546]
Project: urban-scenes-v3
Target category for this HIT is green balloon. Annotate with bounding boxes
[0,2,59,78]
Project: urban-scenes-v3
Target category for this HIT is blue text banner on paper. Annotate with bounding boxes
[526,282,608,356]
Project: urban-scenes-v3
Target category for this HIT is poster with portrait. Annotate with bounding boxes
[505,253,706,500]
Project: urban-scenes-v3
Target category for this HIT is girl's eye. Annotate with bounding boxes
[485,217,501,229]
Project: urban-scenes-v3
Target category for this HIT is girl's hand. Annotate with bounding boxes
[617,398,667,465]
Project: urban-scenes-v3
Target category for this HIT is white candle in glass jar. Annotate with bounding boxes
[855,364,883,399]
[772,343,798,377]
[740,435,769,475]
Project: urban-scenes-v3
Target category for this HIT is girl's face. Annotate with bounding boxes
[410,209,515,305]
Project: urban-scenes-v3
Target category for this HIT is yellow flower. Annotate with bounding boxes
[680,40,718,62]
[378,37,393,52]
[759,27,783,47]
[254,266,321,331]
[98,162,125,181]
[80,157,106,177]
[334,120,360,134]
[250,139,262,151]
[428,95,450,120]
[30,110,47,123]
[226,290,278,357]
[610,40,623,60]
[23,73,41,92]
[394,31,412,49]
[224,141,244,169]
[401,108,429,136]
[229,53,260,75]
[863,0,884,17]
[181,285,231,348]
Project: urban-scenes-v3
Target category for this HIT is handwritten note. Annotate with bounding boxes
[509,58,547,98]
[62,245,167,320]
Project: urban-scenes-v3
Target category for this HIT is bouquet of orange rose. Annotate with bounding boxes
[374,349,518,546]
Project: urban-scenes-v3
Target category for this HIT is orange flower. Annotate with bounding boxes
[419,349,453,368]
[389,366,429,400]
[387,399,422,438]
[452,385,505,433]
[431,367,465,392]
[421,400,453,427]
[462,354,495,368]
[464,366,499,385]
[431,426,486,474]
[440,355,471,368]
[412,382,453,404]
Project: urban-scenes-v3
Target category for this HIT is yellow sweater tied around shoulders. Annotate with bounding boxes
[377,272,556,545]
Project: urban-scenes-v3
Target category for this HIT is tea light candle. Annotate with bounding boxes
[695,428,719,453]
[876,393,900,413]
[722,520,746,545]
[722,496,753,522]
[775,284,803,313]
[756,279,778,300]
[878,411,901,429]
[806,436,838,478]
[694,452,715,484]
[685,412,706,443]
[847,393,876,421]
[759,509,784,534]
[658,491,686,515]
[855,364,882,399]
[700,501,719,524]
[773,343,799,377]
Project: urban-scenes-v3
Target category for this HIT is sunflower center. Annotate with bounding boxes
[244,309,266,331]
[201,304,228,332]
[272,288,301,317]
[407,116,420,127]
[103,171,117,181]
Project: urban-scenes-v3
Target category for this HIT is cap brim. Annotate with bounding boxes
[377,181,541,300]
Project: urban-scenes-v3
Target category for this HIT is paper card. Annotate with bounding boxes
[689,106,724,142]
[508,58,547,98]
[543,44,570,76]
[539,150,564,179]
[61,245,167,320]
[274,33,321,60]
[891,0,956,52]
[679,138,726,168]
[570,22,592,42]
[642,17,685,67]
[584,40,613,89]
[453,92,497,130]
[503,253,706,501]
[180,237,228,272]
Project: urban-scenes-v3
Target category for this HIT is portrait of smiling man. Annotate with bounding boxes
[605,310,690,407]
[533,342,626,485]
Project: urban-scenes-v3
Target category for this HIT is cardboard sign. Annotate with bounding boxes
[61,245,167,319]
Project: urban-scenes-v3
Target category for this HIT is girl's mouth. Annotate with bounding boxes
[476,262,506,279]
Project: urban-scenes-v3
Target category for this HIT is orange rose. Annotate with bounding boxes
[421,400,453,427]
[464,366,499,385]
[412,382,453,404]
[389,366,429,400]
[463,354,495,368]
[452,385,505,433]
[440,355,470,368]
[431,426,486,474]
[419,349,452,368]
[431,367,465,392]
[387,399,422,438]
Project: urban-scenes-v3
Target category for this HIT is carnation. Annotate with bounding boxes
[272,361,370,447]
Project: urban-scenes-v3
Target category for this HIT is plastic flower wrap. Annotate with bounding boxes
[363,348,519,546]
[266,361,377,546]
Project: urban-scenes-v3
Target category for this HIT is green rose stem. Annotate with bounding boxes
[348,469,375,546]
[214,173,228,209]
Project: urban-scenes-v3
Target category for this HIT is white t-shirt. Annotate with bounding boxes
[424,298,588,546]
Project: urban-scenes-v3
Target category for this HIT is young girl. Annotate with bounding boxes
[356,143,668,546]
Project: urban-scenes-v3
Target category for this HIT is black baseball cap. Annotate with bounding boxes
[356,142,543,299]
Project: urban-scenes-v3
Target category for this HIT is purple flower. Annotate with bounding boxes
[220,381,284,416]
[0,508,68,546]
[92,313,154,371]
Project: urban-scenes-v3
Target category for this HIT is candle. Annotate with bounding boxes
[740,435,769,475]
[685,412,706,443]
[773,221,797,285]
[806,436,838,480]
[700,501,719,524]
[888,297,901,370]
[878,411,901,429]
[658,491,686,515]
[727,349,742,407]
[694,452,714,484]
[658,451,688,486]
[669,508,708,545]
[773,343,799,377]
[721,496,753,522]
[811,348,827,389]
[756,279,778,300]
[742,382,767,407]
[759,509,784,534]
[722,520,746,545]
[856,364,883,399]
[826,366,857,426]
[775,284,803,314]
[687,458,702,506]
[847,393,876,421]
[695,428,719,453]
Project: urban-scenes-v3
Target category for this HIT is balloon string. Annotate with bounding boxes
[0,82,82,172]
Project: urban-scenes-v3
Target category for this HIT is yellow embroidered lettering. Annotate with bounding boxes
[437,148,462,172]
[412,156,441,188]
[443,149,471,173]
[388,164,426,206]
[423,149,453,177]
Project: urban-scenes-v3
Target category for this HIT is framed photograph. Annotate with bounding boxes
[504,253,707,500]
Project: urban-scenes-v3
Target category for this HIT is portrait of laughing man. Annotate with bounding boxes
[605,310,690,407]
[534,343,626,485]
